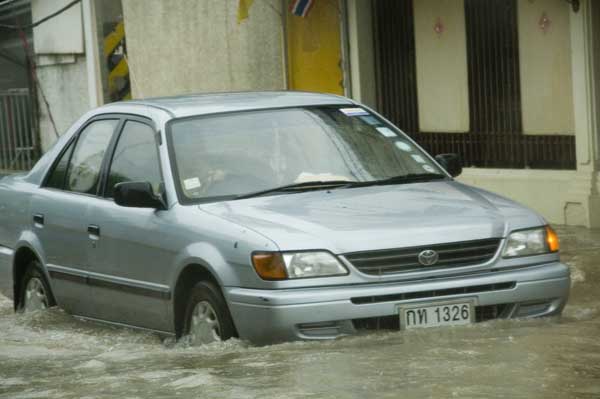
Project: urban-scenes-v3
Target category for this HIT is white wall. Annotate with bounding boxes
[121,0,285,98]
[593,0,600,171]
[458,168,584,225]
[32,0,88,151]
[32,0,84,54]
[413,0,469,133]
[36,56,90,152]
[519,0,574,135]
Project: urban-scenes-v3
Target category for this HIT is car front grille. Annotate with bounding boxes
[344,238,502,276]
[352,304,512,331]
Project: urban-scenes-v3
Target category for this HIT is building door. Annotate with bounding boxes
[286,0,344,95]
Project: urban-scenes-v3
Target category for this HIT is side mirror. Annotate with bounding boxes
[114,181,166,209]
[435,153,462,178]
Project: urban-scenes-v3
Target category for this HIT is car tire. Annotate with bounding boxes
[182,281,236,345]
[18,260,56,312]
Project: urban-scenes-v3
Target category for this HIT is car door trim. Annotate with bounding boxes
[47,264,171,300]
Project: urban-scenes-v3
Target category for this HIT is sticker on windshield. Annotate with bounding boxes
[376,127,397,137]
[423,164,436,173]
[359,115,380,125]
[183,177,202,190]
[411,154,426,164]
[395,141,413,152]
[339,107,369,116]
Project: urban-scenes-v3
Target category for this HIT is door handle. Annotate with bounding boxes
[33,213,44,227]
[87,224,100,238]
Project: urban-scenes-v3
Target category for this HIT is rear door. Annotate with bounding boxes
[85,117,174,332]
[31,117,120,316]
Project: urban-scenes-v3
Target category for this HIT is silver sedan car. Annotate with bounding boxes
[0,92,569,345]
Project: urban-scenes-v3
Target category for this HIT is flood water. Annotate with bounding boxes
[1,226,599,398]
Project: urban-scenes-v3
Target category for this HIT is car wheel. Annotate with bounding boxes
[182,281,236,345]
[19,261,56,312]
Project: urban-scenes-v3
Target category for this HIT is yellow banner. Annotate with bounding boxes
[237,0,254,23]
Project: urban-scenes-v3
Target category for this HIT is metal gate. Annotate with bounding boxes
[0,89,38,172]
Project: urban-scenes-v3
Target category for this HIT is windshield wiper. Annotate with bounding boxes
[236,180,355,199]
[235,174,447,200]
[347,173,447,188]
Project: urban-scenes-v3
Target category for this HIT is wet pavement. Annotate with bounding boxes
[0,225,599,399]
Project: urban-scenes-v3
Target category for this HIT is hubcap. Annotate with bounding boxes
[189,301,221,345]
[24,277,49,312]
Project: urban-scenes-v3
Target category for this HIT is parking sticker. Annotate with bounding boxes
[395,141,413,152]
[359,115,380,125]
[411,154,426,164]
[376,127,397,137]
[339,107,369,116]
[183,177,202,190]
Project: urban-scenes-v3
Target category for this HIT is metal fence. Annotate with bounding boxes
[0,89,38,172]
[415,132,576,169]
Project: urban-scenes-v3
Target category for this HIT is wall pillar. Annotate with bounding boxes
[569,0,600,227]
[346,0,376,109]
[82,0,103,109]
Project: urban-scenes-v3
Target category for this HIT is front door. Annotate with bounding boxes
[86,118,173,332]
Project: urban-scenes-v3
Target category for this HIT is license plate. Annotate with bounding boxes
[399,300,475,330]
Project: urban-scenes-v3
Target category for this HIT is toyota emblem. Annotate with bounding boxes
[418,249,439,266]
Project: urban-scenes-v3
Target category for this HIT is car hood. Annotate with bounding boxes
[199,181,545,254]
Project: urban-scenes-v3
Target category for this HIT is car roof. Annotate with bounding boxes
[99,91,355,119]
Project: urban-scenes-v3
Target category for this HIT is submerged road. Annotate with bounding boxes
[0,226,599,398]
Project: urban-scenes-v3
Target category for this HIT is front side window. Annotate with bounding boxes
[169,106,444,202]
[106,120,162,198]
[65,119,118,194]
[45,139,76,189]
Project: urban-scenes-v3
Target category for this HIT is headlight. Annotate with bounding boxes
[502,226,559,258]
[252,251,348,280]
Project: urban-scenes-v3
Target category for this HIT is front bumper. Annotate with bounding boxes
[225,262,570,345]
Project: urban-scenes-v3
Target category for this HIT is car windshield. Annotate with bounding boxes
[168,106,445,202]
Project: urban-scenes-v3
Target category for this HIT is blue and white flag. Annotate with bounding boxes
[289,0,314,17]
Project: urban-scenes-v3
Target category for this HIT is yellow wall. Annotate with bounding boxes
[413,0,469,133]
[519,0,574,135]
[286,0,343,94]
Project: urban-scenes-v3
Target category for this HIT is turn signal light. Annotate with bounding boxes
[546,225,560,252]
[252,252,288,280]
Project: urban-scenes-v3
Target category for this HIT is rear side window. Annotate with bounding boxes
[105,121,162,198]
[65,119,118,195]
[45,140,76,189]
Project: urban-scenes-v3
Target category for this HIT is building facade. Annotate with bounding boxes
[4,0,600,227]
